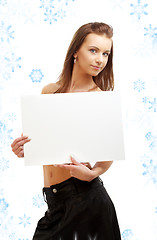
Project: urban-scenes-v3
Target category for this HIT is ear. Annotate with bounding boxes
[73,52,77,59]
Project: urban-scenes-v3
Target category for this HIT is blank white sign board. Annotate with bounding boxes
[21,91,125,165]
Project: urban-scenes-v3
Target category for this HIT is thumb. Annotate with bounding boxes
[70,155,80,165]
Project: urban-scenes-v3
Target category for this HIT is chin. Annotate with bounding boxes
[92,72,99,77]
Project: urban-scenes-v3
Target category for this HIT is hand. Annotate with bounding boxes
[56,156,95,182]
[11,134,31,158]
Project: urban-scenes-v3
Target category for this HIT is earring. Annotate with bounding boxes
[74,58,76,63]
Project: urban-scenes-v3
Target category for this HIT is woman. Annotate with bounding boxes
[11,22,121,240]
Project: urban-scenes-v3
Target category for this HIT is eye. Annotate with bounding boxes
[90,49,97,54]
[103,52,110,57]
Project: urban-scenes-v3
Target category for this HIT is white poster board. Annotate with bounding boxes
[21,91,125,165]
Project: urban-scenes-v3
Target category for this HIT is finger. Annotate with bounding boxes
[17,149,24,158]
[59,164,76,171]
[70,155,80,165]
[15,145,24,156]
[81,162,88,166]
[81,162,91,168]
[82,163,89,167]
[11,138,31,153]
[12,138,31,152]
[11,136,30,148]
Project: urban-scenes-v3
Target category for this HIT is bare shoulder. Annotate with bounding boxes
[41,82,60,94]
[96,87,102,92]
[93,86,102,92]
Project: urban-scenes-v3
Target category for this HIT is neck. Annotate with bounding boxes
[69,65,96,92]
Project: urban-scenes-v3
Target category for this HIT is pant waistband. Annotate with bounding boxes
[43,177,103,204]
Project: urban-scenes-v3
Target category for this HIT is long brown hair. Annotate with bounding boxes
[55,22,114,93]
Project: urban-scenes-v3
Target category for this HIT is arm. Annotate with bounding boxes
[56,156,113,182]
[91,161,113,179]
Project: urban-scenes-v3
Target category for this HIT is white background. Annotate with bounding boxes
[0,0,157,239]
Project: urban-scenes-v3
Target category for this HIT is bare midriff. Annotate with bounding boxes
[43,165,71,187]
[43,163,91,187]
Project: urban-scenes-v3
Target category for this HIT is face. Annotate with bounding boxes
[73,33,112,77]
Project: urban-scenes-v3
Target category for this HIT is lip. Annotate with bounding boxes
[91,65,101,70]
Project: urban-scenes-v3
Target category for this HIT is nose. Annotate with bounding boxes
[96,54,103,65]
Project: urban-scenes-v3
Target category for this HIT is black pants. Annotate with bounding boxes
[33,177,121,240]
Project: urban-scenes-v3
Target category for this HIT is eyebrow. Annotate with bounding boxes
[89,46,111,52]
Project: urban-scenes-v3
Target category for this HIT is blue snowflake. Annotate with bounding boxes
[0,121,13,145]
[1,71,11,81]
[40,0,75,24]
[33,194,45,208]
[40,0,54,12]
[0,0,7,6]
[18,239,29,240]
[144,24,157,39]
[122,229,134,240]
[7,112,17,122]
[142,97,157,112]
[142,159,157,184]
[0,216,14,236]
[155,207,157,213]
[0,189,4,197]
[9,233,17,240]
[4,53,21,72]
[44,9,58,23]
[0,121,3,128]
[56,9,66,19]
[0,198,9,212]
[60,0,75,6]
[148,98,157,112]
[0,157,10,171]
[145,132,153,141]
[44,8,66,23]
[142,96,149,104]
[145,132,157,153]
[141,154,150,162]
[130,0,148,20]
[149,141,157,151]
[29,69,44,82]
[19,214,31,228]
[110,0,126,10]
[133,79,145,92]
[0,21,14,43]
[0,54,12,82]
